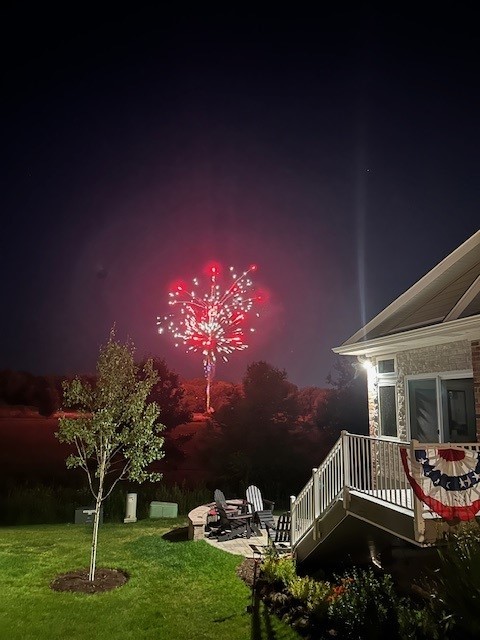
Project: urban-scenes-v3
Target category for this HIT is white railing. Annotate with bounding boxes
[291,436,343,546]
[290,432,480,549]
[346,433,411,510]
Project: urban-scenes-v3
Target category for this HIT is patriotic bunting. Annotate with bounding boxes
[400,446,480,521]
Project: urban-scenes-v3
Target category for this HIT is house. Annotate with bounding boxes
[333,229,480,445]
[290,230,480,565]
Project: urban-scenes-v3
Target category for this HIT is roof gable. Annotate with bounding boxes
[342,230,480,347]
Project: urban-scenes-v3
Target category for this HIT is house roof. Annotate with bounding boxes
[334,229,480,357]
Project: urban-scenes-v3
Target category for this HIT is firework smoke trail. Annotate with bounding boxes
[157,263,260,412]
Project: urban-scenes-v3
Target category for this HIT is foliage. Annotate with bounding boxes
[56,329,165,580]
[0,521,301,640]
[208,361,307,498]
[243,361,300,424]
[143,357,191,429]
[0,481,212,525]
[261,552,297,587]
[287,575,332,618]
[328,567,400,639]
[0,369,63,416]
[428,522,480,638]
[181,378,243,414]
[323,355,368,435]
[396,600,442,640]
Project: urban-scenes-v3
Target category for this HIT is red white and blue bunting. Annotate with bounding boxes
[400,446,480,521]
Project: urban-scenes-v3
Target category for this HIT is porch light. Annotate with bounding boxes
[358,355,375,371]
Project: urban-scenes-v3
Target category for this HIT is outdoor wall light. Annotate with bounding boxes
[357,355,375,371]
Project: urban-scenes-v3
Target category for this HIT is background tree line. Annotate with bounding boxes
[1,356,368,509]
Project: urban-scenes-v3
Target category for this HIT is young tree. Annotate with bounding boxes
[56,330,165,581]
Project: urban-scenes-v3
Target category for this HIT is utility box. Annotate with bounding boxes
[149,501,178,519]
[75,506,103,525]
[124,493,137,523]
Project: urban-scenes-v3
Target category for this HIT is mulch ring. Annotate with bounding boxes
[50,567,129,594]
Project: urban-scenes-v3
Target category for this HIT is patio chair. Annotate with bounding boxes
[213,489,242,513]
[246,485,275,530]
[205,490,246,536]
[265,512,291,554]
[213,504,255,542]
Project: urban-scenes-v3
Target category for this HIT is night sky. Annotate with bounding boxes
[1,7,479,387]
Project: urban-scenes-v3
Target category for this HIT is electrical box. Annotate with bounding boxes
[149,501,178,518]
[74,506,103,525]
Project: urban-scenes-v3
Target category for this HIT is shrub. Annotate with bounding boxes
[428,522,480,638]
[261,553,296,587]
[328,567,400,639]
[397,599,443,640]
[288,575,332,620]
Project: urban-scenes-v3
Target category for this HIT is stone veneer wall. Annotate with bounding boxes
[472,340,480,439]
[367,340,473,441]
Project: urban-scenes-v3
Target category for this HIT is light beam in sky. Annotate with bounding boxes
[157,263,260,412]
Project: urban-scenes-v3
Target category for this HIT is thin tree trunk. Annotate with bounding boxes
[89,465,105,581]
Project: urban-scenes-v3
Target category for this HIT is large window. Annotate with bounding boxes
[407,375,475,443]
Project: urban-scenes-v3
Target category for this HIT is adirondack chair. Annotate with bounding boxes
[213,503,255,542]
[246,485,275,529]
[213,489,242,513]
[265,512,291,554]
[206,490,246,536]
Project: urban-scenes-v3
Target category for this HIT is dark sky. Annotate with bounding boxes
[1,7,479,387]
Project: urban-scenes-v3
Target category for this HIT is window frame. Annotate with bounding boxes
[405,370,473,443]
[376,356,399,439]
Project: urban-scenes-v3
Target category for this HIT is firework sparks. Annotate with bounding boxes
[157,263,260,412]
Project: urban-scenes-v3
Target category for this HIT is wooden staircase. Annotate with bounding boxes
[290,432,471,564]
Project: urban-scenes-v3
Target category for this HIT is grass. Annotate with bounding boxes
[0,518,300,640]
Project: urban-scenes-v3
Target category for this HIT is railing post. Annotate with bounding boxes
[290,495,296,547]
[312,468,319,519]
[410,439,425,543]
[312,468,319,540]
[341,430,351,509]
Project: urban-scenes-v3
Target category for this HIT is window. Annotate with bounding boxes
[407,375,475,443]
[379,385,397,437]
[378,358,395,374]
[377,357,397,438]
[408,378,438,442]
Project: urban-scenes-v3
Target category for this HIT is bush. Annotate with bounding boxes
[261,552,296,587]
[428,522,480,638]
[328,567,400,639]
[1,481,211,525]
[288,575,331,620]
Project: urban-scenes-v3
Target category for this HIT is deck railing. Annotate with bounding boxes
[290,437,343,545]
[290,432,480,549]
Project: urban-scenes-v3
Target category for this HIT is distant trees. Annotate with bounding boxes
[143,357,191,429]
[181,378,242,415]
[195,358,368,503]
[0,370,62,416]
[56,331,165,581]
[2,352,368,507]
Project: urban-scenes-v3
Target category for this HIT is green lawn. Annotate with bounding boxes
[0,518,300,640]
